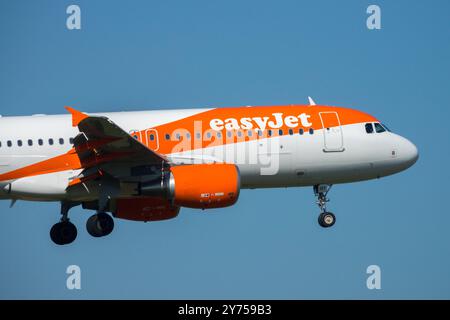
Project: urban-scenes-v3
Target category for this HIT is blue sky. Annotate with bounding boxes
[0,0,449,299]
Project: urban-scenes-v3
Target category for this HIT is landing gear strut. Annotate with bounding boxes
[314,184,336,228]
[50,202,79,245]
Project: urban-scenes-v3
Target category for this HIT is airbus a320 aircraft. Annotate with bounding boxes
[0,98,418,245]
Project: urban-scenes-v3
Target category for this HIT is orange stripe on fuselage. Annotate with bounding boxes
[0,150,82,182]
[135,105,378,154]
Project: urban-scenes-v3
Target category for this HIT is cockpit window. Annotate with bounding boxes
[365,123,374,134]
[374,123,386,133]
[381,123,391,132]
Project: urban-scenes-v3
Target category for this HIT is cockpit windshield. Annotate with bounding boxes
[365,122,391,134]
[381,123,391,132]
[374,123,386,133]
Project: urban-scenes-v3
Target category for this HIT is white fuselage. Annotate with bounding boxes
[0,107,418,202]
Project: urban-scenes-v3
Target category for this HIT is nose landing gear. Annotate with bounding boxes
[314,184,336,228]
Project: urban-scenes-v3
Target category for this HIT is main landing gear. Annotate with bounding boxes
[86,212,114,238]
[314,184,336,228]
[50,202,115,245]
[50,202,78,245]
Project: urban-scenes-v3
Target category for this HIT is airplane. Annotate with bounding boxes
[0,98,418,245]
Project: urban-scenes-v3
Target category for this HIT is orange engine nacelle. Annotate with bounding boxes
[171,164,240,209]
[113,197,180,222]
[139,164,241,209]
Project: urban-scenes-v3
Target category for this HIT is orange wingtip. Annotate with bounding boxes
[65,106,88,127]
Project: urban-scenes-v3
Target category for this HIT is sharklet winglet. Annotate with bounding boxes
[308,96,316,106]
[65,106,88,127]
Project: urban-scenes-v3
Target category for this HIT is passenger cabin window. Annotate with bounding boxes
[17,140,23,147]
[69,138,74,144]
[374,123,386,133]
[28,139,33,146]
[38,139,43,146]
[309,128,314,135]
[49,138,54,145]
[288,129,293,135]
[299,128,304,135]
[7,141,12,147]
[59,138,64,145]
[365,123,374,134]
[279,129,283,135]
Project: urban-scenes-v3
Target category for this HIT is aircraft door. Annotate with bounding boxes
[145,129,159,151]
[319,112,344,152]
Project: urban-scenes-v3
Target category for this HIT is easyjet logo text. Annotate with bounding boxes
[209,113,312,131]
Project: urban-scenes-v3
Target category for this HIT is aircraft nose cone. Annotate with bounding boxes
[401,138,419,168]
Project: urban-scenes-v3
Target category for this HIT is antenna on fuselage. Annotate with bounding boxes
[9,199,17,208]
[308,96,316,106]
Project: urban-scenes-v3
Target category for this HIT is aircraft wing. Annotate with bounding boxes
[65,107,168,184]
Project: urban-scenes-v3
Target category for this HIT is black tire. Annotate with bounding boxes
[86,212,114,238]
[50,221,77,245]
[318,212,336,228]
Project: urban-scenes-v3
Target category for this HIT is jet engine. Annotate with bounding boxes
[139,163,240,209]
